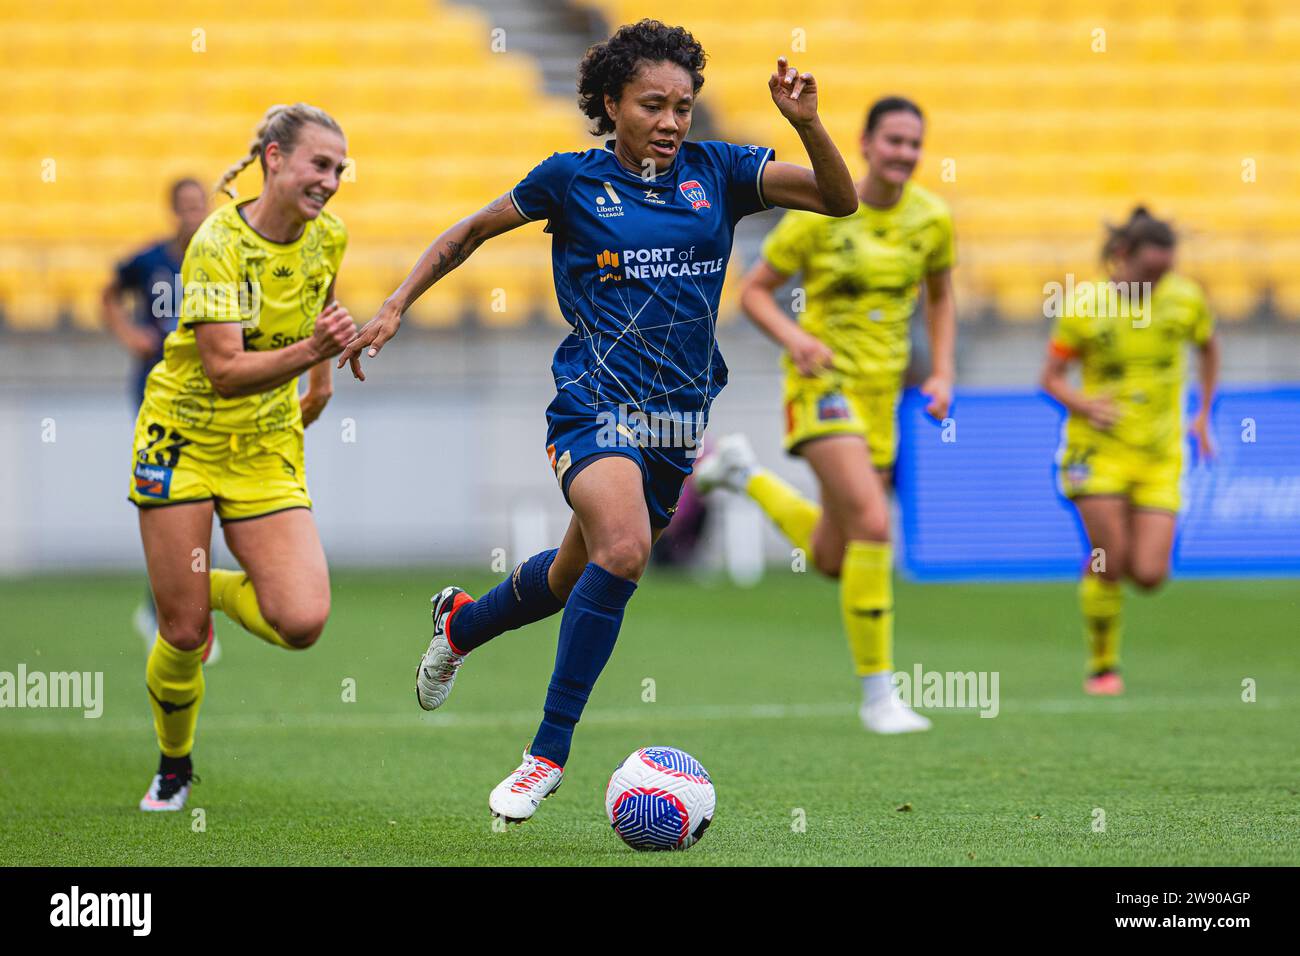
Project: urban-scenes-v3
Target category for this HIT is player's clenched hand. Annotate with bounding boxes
[1190,410,1215,460]
[307,301,356,362]
[787,329,835,377]
[921,373,954,421]
[127,327,162,361]
[337,301,402,382]
[1082,396,1120,431]
[300,389,330,428]
[768,56,819,128]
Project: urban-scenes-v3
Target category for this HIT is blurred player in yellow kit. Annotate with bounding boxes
[1041,207,1219,695]
[696,96,955,733]
[130,104,355,810]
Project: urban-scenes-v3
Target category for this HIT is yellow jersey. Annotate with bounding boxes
[141,200,347,434]
[1050,273,1214,454]
[760,181,955,391]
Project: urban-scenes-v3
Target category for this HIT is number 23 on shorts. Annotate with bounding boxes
[132,421,192,500]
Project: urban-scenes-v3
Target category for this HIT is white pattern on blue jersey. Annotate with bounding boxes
[511,139,773,422]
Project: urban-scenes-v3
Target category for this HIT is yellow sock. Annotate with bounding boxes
[745,469,821,556]
[209,568,293,649]
[1079,575,1123,674]
[841,540,893,677]
[146,634,205,757]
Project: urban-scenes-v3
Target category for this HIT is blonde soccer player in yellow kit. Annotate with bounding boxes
[131,104,356,810]
[1041,207,1219,695]
[696,96,955,733]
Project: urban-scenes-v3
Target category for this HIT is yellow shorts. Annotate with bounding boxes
[127,411,311,523]
[783,374,899,469]
[1057,442,1182,513]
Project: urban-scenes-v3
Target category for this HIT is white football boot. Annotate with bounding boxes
[860,695,932,734]
[139,769,195,812]
[133,601,157,646]
[488,749,565,823]
[201,617,221,666]
[416,586,472,711]
[693,433,758,493]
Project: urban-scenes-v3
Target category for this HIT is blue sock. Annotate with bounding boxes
[449,549,563,653]
[530,563,637,767]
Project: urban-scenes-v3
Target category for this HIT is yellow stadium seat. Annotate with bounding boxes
[2,0,1295,331]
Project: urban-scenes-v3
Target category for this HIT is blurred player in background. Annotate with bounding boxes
[132,104,355,810]
[340,20,857,823]
[1041,207,1219,694]
[697,96,955,734]
[102,178,222,659]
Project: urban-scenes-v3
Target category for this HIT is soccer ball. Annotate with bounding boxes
[605,746,715,851]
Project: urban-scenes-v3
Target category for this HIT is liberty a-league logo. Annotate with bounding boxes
[678,180,711,210]
[816,391,852,422]
[595,181,624,219]
[1063,447,1093,487]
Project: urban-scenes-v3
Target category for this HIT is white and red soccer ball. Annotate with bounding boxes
[605,746,715,851]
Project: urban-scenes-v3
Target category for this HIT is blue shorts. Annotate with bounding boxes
[544,390,699,529]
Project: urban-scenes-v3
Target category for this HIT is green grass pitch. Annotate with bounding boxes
[0,570,1295,866]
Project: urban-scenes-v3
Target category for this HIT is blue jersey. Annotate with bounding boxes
[115,239,183,405]
[511,139,774,424]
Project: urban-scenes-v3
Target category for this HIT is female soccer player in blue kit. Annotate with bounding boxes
[340,20,857,822]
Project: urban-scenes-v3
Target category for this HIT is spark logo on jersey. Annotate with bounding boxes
[679,180,711,210]
[596,250,622,282]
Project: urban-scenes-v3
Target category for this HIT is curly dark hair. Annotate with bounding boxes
[577,20,707,136]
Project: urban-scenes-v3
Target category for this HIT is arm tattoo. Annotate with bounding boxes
[429,239,472,282]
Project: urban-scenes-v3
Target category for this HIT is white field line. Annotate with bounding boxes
[0,696,1288,735]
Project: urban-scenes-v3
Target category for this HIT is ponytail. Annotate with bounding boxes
[1102,205,1176,263]
[215,103,344,199]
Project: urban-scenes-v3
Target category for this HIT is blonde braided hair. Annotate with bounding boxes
[215,103,344,199]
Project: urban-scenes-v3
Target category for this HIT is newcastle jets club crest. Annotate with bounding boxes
[679,179,711,210]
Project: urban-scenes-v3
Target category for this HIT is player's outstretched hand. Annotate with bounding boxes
[337,301,402,382]
[768,56,819,128]
[921,373,954,421]
[308,301,356,362]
